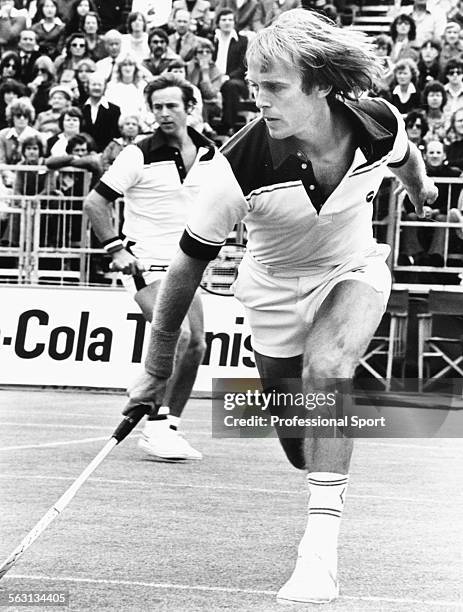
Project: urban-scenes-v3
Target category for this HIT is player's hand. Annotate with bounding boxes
[407,177,439,218]
[110,249,145,276]
[126,370,168,409]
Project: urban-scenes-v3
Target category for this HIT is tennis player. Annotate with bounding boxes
[83,74,224,461]
[125,10,438,602]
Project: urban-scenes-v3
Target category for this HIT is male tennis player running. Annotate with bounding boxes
[126,10,437,603]
[84,74,222,461]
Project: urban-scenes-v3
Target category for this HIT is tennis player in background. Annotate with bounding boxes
[84,74,223,461]
[126,9,438,603]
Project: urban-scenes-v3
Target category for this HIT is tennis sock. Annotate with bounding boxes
[147,405,169,421]
[168,415,180,431]
[298,472,349,569]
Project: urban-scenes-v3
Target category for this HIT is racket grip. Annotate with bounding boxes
[111,404,151,443]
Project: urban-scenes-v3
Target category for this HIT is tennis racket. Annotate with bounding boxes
[200,242,247,296]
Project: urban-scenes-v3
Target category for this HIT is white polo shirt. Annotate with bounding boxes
[180,97,410,273]
[95,127,218,264]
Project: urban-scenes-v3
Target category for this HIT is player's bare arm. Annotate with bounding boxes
[389,141,438,217]
[83,190,145,276]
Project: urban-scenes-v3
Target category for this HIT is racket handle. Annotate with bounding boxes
[111,404,150,443]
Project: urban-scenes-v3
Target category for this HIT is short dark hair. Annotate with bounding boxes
[148,28,168,45]
[422,79,447,108]
[144,73,196,110]
[445,58,463,74]
[216,8,235,24]
[66,132,95,153]
[21,135,44,156]
[58,106,83,130]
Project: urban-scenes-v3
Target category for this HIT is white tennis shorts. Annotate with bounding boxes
[233,252,391,358]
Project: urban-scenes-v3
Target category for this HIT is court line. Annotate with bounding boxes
[1,474,461,505]
[1,422,462,451]
[0,437,108,451]
[4,574,462,608]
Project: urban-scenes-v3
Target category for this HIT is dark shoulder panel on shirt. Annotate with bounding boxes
[220,119,275,197]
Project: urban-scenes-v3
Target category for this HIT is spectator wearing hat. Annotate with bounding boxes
[35,84,72,137]
[142,28,180,77]
[81,71,121,152]
[31,0,66,60]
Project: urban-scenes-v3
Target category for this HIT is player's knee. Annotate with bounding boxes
[303,349,355,382]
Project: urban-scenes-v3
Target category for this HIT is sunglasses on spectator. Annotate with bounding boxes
[71,42,85,48]
[447,69,462,75]
[196,49,212,54]
[13,111,28,117]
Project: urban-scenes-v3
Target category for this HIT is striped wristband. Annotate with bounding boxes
[102,236,124,254]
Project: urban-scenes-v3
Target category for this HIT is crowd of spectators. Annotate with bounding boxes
[1,0,463,278]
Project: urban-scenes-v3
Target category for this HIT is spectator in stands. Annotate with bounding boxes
[32,0,66,60]
[0,0,28,52]
[58,68,80,103]
[75,57,96,104]
[101,113,143,171]
[120,11,150,65]
[105,54,148,119]
[409,0,446,47]
[28,55,57,115]
[371,34,394,96]
[95,30,123,83]
[0,97,43,165]
[213,8,248,135]
[65,0,98,36]
[417,39,441,90]
[15,135,48,196]
[47,105,83,155]
[45,133,102,248]
[0,79,26,129]
[81,71,121,151]
[132,0,173,31]
[438,21,463,79]
[405,109,429,154]
[422,79,448,140]
[0,52,21,85]
[54,32,92,79]
[445,106,463,168]
[443,58,463,120]
[214,0,262,33]
[169,0,211,37]
[169,9,208,62]
[16,30,42,86]
[400,138,463,266]
[389,14,419,64]
[186,41,224,128]
[142,28,180,77]
[390,58,421,116]
[81,11,106,61]
[94,0,128,33]
[35,84,72,137]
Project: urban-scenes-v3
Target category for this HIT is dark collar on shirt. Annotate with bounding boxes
[268,96,395,170]
[147,125,214,153]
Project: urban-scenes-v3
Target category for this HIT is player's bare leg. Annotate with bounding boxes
[130,281,205,460]
[256,280,385,603]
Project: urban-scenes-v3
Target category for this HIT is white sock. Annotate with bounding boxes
[298,472,349,569]
[167,414,180,430]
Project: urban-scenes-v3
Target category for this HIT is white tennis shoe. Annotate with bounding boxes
[138,419,202,461]
[276,551,339,604]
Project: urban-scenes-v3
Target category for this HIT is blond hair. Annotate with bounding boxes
[246,9,382,99]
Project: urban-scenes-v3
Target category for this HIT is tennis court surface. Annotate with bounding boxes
[0,388,462,612]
